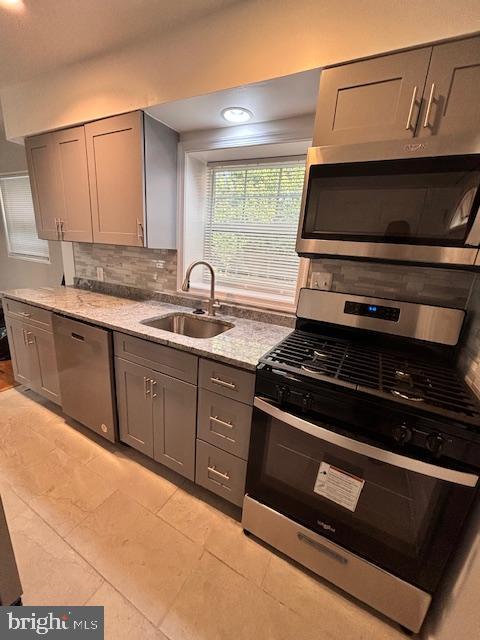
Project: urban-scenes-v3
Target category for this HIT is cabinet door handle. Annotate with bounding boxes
[207,465,230,482]
[25,331,35,346]
[55,218,60,240]
[297,532,348,565]
[210,376,237,390]
[210,415,233,430]
[59,219,65,240]
[144,376,151,398]
[423,82,435,128]
[150,379,157,398]
[22,329,28,346]
[137,219,144,244]
[405,85,418,130]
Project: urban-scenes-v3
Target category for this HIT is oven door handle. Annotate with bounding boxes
[254,397,479,487]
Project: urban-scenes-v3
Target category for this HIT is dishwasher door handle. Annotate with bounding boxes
[71,332,85,342]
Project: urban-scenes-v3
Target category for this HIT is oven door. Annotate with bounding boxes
[247,397,479,592]
[296,147,480,265]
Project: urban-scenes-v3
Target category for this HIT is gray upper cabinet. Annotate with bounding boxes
[418,35,480,138]
[25,133,61,240]
[314,48,432,146]
[152,373,196,480]
[53,127,93,242]
[85,111,145,247]
[26,111,177,249]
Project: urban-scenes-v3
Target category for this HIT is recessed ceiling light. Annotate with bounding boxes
[0,0,25,11]
[221,107,253,124]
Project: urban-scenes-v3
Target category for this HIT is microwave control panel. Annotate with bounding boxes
[344,301,400,322]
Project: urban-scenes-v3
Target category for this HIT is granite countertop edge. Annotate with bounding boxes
[1,288,292,371]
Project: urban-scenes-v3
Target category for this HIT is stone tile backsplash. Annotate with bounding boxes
[73,243,177,292]
[309,258,475,308]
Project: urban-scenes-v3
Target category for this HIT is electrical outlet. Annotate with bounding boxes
[96,267,104,282]
[154,260,165,269]
[311,271,332,291]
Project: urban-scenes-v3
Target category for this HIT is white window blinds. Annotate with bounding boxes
[204,158,305,300]
[0,174,49,262]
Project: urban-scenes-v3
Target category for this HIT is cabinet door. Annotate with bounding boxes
[5,317,33,386]
[314,48,432,146]
[418,36,480,137]
[28,326,61,405]
[115,357,154,456]
[25,133,60,240]
[53,127,93,242]
[153,373,196,480]
[85,111,145,246]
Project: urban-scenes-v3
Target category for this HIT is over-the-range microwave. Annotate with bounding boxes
[296,135,480,266]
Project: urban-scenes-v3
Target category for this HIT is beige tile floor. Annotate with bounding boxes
[0,386,407,640]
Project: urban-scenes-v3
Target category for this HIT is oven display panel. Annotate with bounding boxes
[344,301,400,322]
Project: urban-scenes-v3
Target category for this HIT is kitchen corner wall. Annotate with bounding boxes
[73,243,177,292]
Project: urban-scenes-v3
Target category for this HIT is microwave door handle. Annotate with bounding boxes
[254,397,478,487]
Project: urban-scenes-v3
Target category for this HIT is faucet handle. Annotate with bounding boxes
[213,300,222,311]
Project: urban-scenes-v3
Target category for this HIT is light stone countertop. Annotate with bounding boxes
[1,287,292,371]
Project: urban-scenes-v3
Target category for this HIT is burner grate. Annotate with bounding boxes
[263,330,480,423]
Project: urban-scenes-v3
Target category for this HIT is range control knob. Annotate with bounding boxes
[276,385,290,405]
[392,424,412,444]
[301,393,313,413]
[426,433,446,456]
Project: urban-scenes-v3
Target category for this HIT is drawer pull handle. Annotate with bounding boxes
[20,311,31,318]
[211,376,237,390]
[71,332,85,342]
[207,465,230,482]
[297,532,348,565]
[210,416,234,429]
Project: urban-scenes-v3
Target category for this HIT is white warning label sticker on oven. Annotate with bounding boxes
[314,462,365,512]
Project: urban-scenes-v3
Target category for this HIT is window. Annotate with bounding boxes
[0,174,49,262]
[201,158,305,305]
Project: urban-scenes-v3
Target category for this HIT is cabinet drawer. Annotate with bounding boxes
[199,359,254,404]
[197,389,252,460]
[3,298,52,331]
[195,440,247,507]
[114,332,198,384]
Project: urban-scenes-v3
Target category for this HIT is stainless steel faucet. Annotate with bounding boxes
[181,261,219,316]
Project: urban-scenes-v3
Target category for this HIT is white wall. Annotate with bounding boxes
[2,0,480,140]
[0,128,64,291]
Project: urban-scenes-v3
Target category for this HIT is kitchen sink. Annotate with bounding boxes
[141,313,234,338]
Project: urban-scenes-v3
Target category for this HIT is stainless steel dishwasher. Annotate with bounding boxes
[53,314,117,443]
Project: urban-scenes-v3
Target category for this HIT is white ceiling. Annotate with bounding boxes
[0,0,240,88]
[145,69,320,133]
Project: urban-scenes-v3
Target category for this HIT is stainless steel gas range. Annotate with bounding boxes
[242,289,480,633]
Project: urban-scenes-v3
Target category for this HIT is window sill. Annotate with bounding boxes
[184,283,296,314]
[8,252,50,265]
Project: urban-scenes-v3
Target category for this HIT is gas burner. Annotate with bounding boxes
[395,370,413,383]
[391,388,425,403]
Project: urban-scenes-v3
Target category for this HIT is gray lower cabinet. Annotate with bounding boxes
[115,355,196,480]
[5,317,34,387]
[116,358,155,456]
[195,440,247,507]
[5,312,61,405]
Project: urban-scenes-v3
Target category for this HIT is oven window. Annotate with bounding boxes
[247,409,476,591]
[302,156,480,246]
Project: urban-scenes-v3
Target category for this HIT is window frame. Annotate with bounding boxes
[178,123,312,313]
[0,171,50,264]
